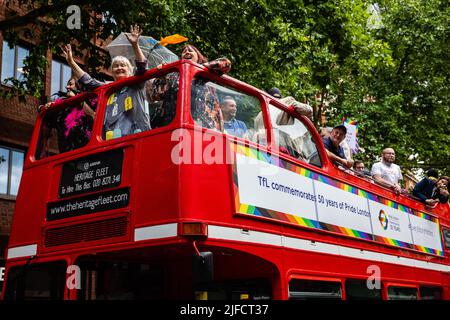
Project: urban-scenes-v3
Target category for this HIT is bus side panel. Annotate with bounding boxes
[178,133,285,236]
[132,131,181,228]
[7,166,49,248]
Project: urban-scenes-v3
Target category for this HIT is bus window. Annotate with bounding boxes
[268,104,321,167]
[3,261,66,300]
[77,260,164,300]
[35,95,97,159]
[103,71,179,140]
[145,71,179,129]
[420,286,442,300]
[442,228,450,250]
[195,278,272,300]
[191,77,266,145]
[345,279,382,300]
[387,286,418,300]
[288,279,342,300]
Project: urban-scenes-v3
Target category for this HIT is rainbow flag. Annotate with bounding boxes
[343,118,359,154]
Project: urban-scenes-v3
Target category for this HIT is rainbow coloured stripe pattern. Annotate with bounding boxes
[409,209,443,256]
[232,144,443,257]
[376,196,412,213]
[343,118,358,127]
[343,118,359,153]
[372,235,413,249]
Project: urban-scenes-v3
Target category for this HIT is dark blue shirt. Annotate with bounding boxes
[413,177,448,204]
[224,118,248,138]
[323,137,347,165]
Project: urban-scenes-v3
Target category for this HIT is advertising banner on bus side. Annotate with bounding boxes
[232,144,443,256]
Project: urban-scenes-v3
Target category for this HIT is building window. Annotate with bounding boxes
[0,146,25,196]
[1,41,29,84]
[50,60,72,99]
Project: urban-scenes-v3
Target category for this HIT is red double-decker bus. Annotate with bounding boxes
[2,60,450,300]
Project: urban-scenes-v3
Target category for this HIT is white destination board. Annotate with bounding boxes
[236,153,317,220]
[368,200,413,245]
[315,180,372,234]
[409,214,442,252]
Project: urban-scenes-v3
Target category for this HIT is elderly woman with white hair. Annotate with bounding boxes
[62,25,151,138]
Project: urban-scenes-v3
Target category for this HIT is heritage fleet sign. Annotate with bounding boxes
[59,149,123,198]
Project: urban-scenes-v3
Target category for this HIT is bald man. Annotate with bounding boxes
[371,148,403,194]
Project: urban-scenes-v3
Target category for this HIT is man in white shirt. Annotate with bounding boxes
[371,147,403,194]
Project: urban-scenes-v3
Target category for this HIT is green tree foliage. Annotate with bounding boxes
[331,0,449,174]
[1,0,448,173]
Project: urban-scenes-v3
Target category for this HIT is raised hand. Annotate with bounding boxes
[61,44,74,64]
[125,24,146,63]
[60,43,84,79]
[125,24,142,46]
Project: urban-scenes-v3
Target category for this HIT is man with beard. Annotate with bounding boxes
[371,147,403,194]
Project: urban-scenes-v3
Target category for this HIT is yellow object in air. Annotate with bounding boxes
[159,34,188,47]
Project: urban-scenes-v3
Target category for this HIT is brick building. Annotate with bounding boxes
[0,2,36,292]
[0,2,110,293]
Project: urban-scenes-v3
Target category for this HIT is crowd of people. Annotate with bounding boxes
[320,126,449,205]
[37,24,448,207]
[39,25,233,144]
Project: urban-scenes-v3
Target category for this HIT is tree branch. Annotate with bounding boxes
[396,45,412,76]
[0,5,55,31]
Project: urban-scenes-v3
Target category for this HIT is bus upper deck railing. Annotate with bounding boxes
[29,59,448,221]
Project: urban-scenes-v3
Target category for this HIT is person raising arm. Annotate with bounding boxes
[61,25,151,137]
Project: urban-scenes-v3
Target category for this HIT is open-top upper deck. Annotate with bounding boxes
[3,60,450,300]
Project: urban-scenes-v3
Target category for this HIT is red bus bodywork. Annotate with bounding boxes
[2,60,450,300]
